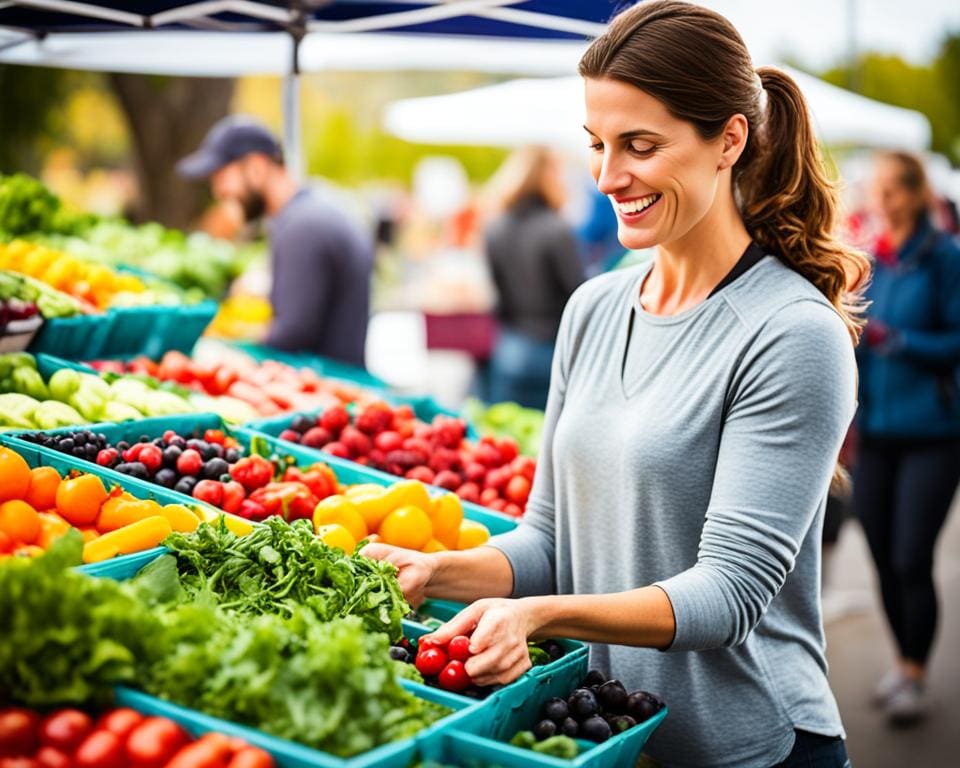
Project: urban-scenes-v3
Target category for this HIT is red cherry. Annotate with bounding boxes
[438,660,472,692]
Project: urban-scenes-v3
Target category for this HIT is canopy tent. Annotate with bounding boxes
[383,66,933,152]
[0,1,617,175]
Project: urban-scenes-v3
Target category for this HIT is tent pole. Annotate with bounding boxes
[284,2,306,182]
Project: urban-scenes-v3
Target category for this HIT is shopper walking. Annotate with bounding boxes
[366,3,870,766]
[854,151,960,725]
[178,116,374,368]
[482,146,585,410]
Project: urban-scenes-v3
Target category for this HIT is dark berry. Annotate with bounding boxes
[568,689,600,720]
[543,697,569,723]
[291,414,314,433]
[580,715,612,743]
[559,717,579,737]
[388,646,410,663]
[202,458,229,479]
[174,476,198,495]
[224,448,241,464]
[533,720,557,741]
[597,680,628,713]
[583,670,607,688]
[154,468,178,488]
[163,445,182,467]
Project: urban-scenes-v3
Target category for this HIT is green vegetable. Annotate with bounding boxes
[101,401,144,422]
[33,400,85,430]
[0,270,82,318]
[509,731,579,759]
[159,517,411,640]
[10,366,49,400]
[527,644,550,667]
[464,398,545,458]
[0,392,41,428]
[0,532,165,707]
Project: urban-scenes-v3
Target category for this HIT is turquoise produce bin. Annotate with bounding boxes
[421,658,667,768]
[234,342,389,391]
[29,314,114,360]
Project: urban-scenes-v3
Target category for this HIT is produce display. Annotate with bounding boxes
[277,403,536,516]
[0,705,276,768]
[0,173,93,239]
[464,399,545,459]
[0,444,217,564]
[0,354,198,430]
[512,669,665,750]
[1,270,85,319]
[91,348,368,418]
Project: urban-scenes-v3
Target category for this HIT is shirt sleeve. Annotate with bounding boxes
[266,220,333,351]
[485,286,580,597]
[655,300,857,651]
[899,243,960,367]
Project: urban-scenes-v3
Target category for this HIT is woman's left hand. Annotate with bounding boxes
[424,597,540,687]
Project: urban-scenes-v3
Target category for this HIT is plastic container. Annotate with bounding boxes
[423,658,668,768]
[30,313,113,360]
[234,341,389,391]
[234,425,516,536]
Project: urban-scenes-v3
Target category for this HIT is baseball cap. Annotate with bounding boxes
[177,115,283,179]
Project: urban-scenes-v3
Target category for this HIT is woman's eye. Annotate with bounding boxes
[629,143,656,156]
[588,142,604,152]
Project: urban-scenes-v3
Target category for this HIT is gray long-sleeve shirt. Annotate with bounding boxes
[489,256,857,768]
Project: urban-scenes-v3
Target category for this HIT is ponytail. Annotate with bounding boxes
[738,67,870,344]
[580,1,871,345]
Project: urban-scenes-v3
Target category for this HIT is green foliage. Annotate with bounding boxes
[0,66,75,174]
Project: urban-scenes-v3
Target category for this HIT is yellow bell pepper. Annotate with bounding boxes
[82,515,173,564]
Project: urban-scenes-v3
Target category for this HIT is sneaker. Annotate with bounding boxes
[885,681,928,725]
[871,669,910,708]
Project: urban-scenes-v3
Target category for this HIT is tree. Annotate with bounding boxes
[108,74,234,228]
[0,65,75,174]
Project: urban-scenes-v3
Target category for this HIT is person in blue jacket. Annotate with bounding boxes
[854,151,960,725]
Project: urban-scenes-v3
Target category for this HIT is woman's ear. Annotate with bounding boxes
[718,113,749,171]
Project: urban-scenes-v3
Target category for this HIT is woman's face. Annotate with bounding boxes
[584,77,733,252]
[870,158,925,231]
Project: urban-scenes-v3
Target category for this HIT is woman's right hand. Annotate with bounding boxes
[360,542,438,607]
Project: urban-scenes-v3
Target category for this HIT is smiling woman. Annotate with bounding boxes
[364,2,868,767]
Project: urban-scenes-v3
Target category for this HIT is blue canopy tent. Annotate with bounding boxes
[0,1,618,177]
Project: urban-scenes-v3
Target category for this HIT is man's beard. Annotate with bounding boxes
[240,188,267,222]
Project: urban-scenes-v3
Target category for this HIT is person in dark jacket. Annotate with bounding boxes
[482,146,585,409]
[178,116,373,368]
[854,151,960,724]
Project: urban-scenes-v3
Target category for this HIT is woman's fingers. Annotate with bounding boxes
[428,602,483,645]
[469,644,531,686]
[359,542,394,561]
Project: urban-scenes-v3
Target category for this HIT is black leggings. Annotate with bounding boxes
[853,437,960,664]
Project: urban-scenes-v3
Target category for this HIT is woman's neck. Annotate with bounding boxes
[640,186,752,316]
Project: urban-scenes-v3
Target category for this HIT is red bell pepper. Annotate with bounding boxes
[281,463,338,500]
[229,455,274,492]
[248,482,319,521]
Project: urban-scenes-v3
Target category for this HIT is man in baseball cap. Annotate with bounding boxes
[178,115,373,368]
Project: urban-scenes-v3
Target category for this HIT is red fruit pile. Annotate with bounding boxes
[414,635,474,693]
[278,404,536,516]
[0,706,274,768]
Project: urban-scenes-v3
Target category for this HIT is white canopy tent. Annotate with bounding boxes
[383,65,933,151]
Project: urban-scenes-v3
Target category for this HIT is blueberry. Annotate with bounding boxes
[597,680,628,713]
[174,476,198,495]
[118,461,149,480]
[543,640,565,662]
[169,436,187,450]
[533,720,557,741]
[72,446,87,459]
[559,717,579,737]
[568,689,600,720]
[291,414,313,433]
[58,438,75,452]
[580,715,612,743]
[155,468,177,488]
[202,458,229,479]
[626,692,662,723]
[163,445,182,467]
[542,697,569,723]
[388,646,410,663]
[583,670,607,688]
[224,448,241,464]
[208,443,224,459]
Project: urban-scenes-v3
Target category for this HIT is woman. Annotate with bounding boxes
[366,2,868,765]
[854,152,960,725]
[482,146,585,409]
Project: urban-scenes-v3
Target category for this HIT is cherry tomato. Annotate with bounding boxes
[33,747,72,768]
[0,707,40,756]
[220,481,246,514]
[96,708,143,741]
[438,660,472,692]
[176,450,203,477]
[414,646,448,677]
[447,635,472,662]
[124,717,188,768]
[74,731,123,768]
[39,710,92,753]
[204,430,226,446]
[192,480,224,507]
[138,446,163,474]
[164,732,233,768]
[226,747,275,768]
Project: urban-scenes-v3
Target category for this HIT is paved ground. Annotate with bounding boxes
[825,490,960,768]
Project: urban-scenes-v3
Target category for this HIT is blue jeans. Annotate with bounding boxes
[773,730,851,767]
[486,329,555,410]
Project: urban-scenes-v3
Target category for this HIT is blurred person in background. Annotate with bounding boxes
[481,146,585,409]
[178,115,374,368]
[854,150,960,725]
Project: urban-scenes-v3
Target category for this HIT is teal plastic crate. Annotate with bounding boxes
[234,342,389,391]
[235,426,516,536]
[423,658,667,768]
[29,314,113,360]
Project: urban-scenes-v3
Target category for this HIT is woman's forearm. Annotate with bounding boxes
[522,587,677,650]
[427,545,515,603]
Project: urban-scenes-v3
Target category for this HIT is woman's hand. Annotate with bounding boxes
[426,598,541,687]
[360,543,438,608]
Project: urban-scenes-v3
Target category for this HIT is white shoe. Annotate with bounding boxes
[885,681,928,725]
[871,669,910,707]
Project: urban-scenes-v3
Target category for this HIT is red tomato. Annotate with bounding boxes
[124,717,188,768]
[39,711,92,753]
[164,733,232,768]
[414,647,448,677]
[447,635,472,662]
[438,660,472,692]
[33,748,72,768]
[0,708,40,756]
[220,481,246,515]
[226,747,275,768]
[96,709,143,741]
[0,757,41,768]
[192,480,224,507]
[74,731,123,768]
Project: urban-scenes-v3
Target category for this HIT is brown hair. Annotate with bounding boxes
[486,145,566,214]
[579,0,870,343]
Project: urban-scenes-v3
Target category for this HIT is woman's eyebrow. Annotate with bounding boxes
[583,125,664,140]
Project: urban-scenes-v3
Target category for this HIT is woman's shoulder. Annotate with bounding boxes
[727,255,841,328]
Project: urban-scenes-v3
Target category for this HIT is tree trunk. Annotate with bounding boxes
[109,74,235,229]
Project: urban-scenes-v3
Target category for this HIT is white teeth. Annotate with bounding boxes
[614,194,660,214]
